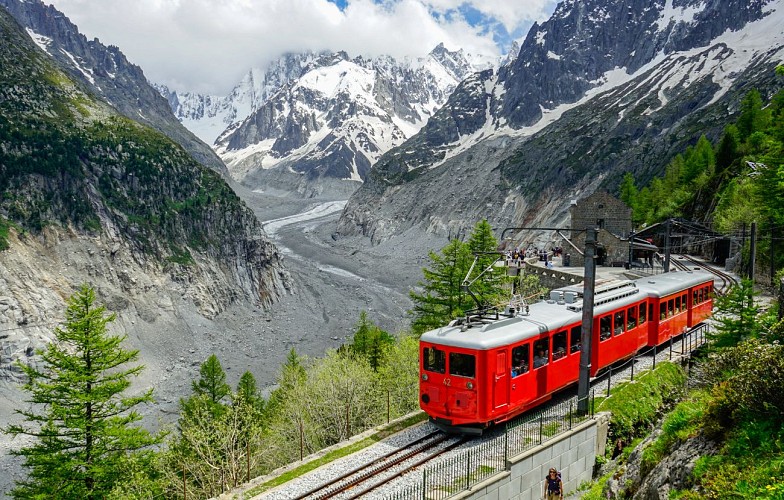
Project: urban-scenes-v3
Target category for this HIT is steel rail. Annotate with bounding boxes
[291,431,452,500]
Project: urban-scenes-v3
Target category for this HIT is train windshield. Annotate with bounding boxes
[423,347,446,373]
[449,353,476,378]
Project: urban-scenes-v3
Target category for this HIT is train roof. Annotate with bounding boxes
[419,270,715,351]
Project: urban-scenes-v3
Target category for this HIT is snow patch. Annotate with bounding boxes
[656,0,707,32]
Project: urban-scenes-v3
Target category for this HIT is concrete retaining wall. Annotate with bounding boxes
[452,413,611,500]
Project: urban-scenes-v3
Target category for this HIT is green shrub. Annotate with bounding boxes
[598,362,687,442]
[640,390,709,477]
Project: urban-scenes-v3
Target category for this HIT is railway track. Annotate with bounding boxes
[672,254,738,295]
[292,432,467,499]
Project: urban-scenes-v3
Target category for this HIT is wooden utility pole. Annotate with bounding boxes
[578,228,597,415]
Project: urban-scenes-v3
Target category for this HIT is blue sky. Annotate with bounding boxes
[48,0,557,94]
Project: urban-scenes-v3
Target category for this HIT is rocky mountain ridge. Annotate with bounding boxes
[0,5,289,384]
[336,0,784,246]
[0,0,228,176]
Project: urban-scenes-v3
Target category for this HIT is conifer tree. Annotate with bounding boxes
[409,237,473,334]
[6,285,159,500]
[192,354,231,406]
[465,219,506,307]
[348,311,394,370]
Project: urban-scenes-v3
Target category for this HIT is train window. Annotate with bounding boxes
[660,303,666,320]
[553,331,567,360]
[639,303,647,324]
[675,296,681,313]
[668,299,674,317]
[627,306,637,329]
[570,326,582,353]
[511,345,529,377]
[614,311,625,335]
[423,347,446,374]
[600,316,612,341]
[683,294,688,309]
[533,338,549,368]
[449,353,475,378]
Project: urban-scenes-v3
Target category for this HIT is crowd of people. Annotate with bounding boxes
[505,246,566,268]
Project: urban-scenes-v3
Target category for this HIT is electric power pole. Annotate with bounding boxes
[664,219,671,272]
[578,228,597,415]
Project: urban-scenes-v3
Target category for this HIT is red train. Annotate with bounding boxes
[419,270,714,434]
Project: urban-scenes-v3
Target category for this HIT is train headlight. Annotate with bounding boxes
[421,373,428,381]
[467,381,474,389]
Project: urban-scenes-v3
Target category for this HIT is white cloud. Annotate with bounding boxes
[46,0,556,95]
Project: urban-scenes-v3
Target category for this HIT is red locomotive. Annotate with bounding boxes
[419,271,714,434]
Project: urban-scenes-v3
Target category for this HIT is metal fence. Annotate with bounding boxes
[386,324,710,500]
[385,393,595,500]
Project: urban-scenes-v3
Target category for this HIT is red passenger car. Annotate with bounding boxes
[419,271,714,434]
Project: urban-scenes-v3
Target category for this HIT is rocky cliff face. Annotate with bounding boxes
[0,7,290,384]
[0,0,228,176]
[337,0,784,245]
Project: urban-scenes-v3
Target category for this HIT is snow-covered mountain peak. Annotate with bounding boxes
[296,59,375,98]
[173,44,491,191]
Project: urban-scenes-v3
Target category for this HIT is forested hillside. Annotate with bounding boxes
[620,67,784,275]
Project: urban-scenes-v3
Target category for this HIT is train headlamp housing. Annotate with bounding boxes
[466,381,474,389]
[421,373,428,381]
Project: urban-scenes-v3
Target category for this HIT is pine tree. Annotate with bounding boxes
[711,279,761,348]
[465,219,506,307]
[409,237,473,334]
[192,354,231,406]
[619,172,639,222]
[348,311,394,370]
[6,285,159,500]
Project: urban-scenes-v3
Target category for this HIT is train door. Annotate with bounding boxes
[493,350,509,411]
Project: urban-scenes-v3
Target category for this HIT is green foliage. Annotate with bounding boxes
[0,215,11,251]
[345,311,394,370]
[191,354,231,407]
[597,362,687,443]
[639,390,710,478]
[376,334,421,417]
[5,285,159,499]
[0,56,249,267]
[409,237,473,334]
[629,81,784,278]
[466,219,507,306]
[166,246,195,266]
[619,172,640,224]
[702,339,784,438]
[710,279,761,348]
[736,89,769,141]
[409,220,507,334]
[687,419,784,499]
[164,358,267,498]
[267,350,384,464]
